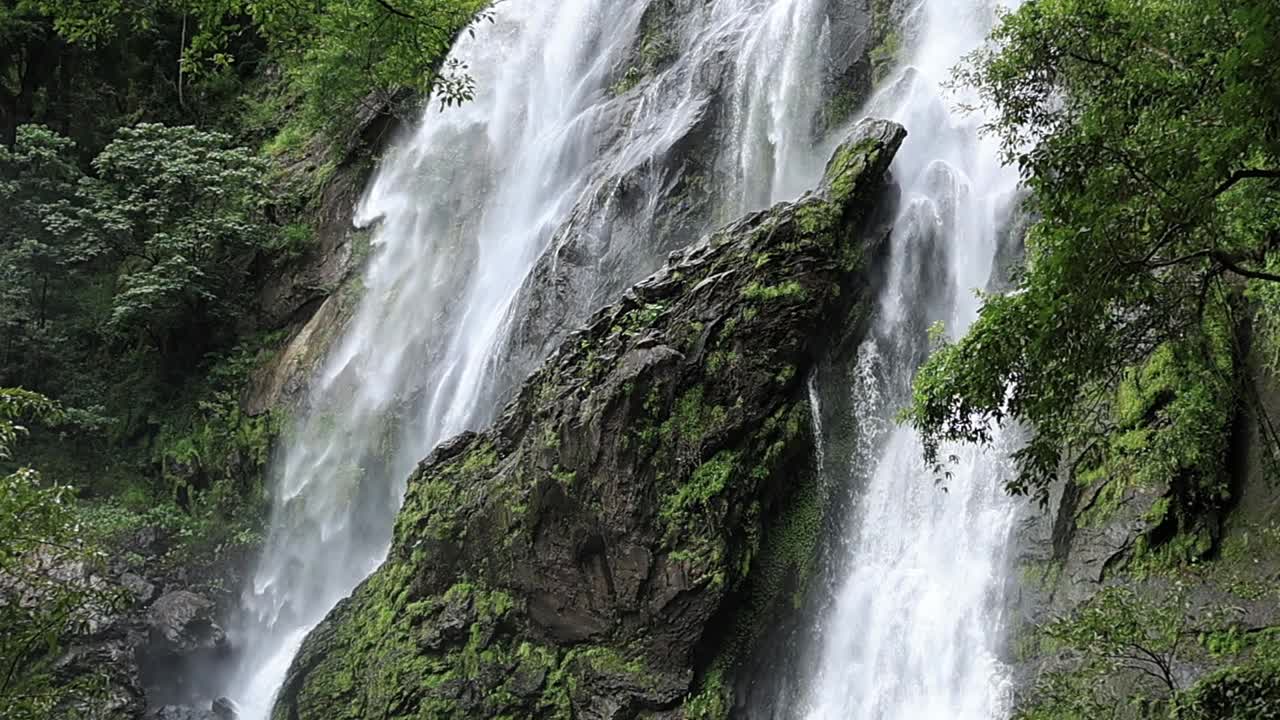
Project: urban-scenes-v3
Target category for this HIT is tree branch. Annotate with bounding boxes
[1213,168,1280,198]
[1064,50,1121,76]
[1142,248,1280,284]
[1211,250,1280,283]
[374,0,417,20]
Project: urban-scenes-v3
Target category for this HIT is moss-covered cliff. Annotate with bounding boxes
[1010,316,1280,718]
[270,119,906,720]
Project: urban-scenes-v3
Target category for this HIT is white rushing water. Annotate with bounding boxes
[796,0,1025,719]
[222,0,854,717]
[217,0,1026,716]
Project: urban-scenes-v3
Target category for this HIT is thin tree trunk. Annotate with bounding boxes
[38,275,49,329]
[178,14,187,109]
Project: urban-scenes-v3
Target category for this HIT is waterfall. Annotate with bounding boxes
[793,1,1025,718]
[221,1,852,717]
[215,0,1027,715]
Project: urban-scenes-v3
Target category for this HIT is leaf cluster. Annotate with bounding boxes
[0,388,121,720]
[910,0,1280,499]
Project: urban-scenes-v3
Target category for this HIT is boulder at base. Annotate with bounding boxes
[147,590,228,656]
[273,119,906,720]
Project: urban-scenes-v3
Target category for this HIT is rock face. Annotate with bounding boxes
[147,591,228,656]
[487,0,909,415]
[37,523,240,718]
[146,706,219,720]
[1008,321,1280,714]
[271,119,906,720]
[145,696,239,720]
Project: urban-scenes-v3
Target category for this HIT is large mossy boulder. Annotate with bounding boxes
[272,119,906,720]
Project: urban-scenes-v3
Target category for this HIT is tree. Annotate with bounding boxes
[0,1,59,146]
[75,123,272,358]
[35,0,492,143]
[273,0,491,138]
[1015,584,1279,720]
[909,0,1280,500]
[0,125,89,386]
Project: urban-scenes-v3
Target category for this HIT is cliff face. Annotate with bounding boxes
[1010,322,1280,715]
[270,119,906,720]
[487,0,906,411]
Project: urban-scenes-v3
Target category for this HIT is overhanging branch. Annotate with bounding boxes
[374,0,417,20]
[1213,168,1280,198]
[1211,250,1280,283]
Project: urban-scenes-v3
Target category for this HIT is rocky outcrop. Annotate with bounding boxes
[489,0,908,412]
[147,590,228,658]
[242,83,404,417]
[241,175,372,417]
[1009,318,1280,715]
[34,524,244,719]
[270,119,906,720]
[146,698,239,720]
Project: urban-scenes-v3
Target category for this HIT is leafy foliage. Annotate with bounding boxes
[81,123,271,352]
[33,0,491,145]
[0,0,494,709]
[148,336,283,541]
[0,126,91,382]
[1,122,276,393]
[1020,582,1280,720]
[909,0,1280,500]
[1175,663,1280,720]
[1064,308,1238,564]
[0,388,119,720]
[262,0,491,140]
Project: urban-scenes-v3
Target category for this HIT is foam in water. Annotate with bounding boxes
[796,1,1025,718]
[217,0,1027,717]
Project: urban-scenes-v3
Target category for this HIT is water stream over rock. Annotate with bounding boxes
[789,2,1025,718]
[219,0,1024,717]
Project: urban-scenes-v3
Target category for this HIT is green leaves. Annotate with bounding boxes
[911,0,1280,500]
[0,387,119,720]
[0,126,94,384]
[1,121,276,392]
[32,0,165,46]
[1018,585,1192,718]
[21,0,491,147]
[0,387,63,459]
[268,0,491,141]
[77,123,271,349]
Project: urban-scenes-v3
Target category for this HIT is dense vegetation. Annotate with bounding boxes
[911,0,1280,498]
[0,389,117,719]
[0,0,484,715]
[5,0,1280,716]
[2,0,488,146]
[907,0,1280,716]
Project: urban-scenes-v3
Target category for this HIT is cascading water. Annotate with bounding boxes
[223,5,649,715]
[220,1,854,717]
[792,1,1025,718]
[212,0,1029,715]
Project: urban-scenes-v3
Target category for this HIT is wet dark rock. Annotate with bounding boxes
[244,88,409,416]
[490,0,897,416]
[16,517,250,719]
[212,696,240,720]
[146,705,219,720]
[272,119,906,720]
[1009,332,1280,713]
[122,572,158,605]
[148,590,228,656]
[57,630,148,719]
[492,75,725,406]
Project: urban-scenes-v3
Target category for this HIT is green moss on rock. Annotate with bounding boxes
[273,120,906,719]
[1072,300,1238,567]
